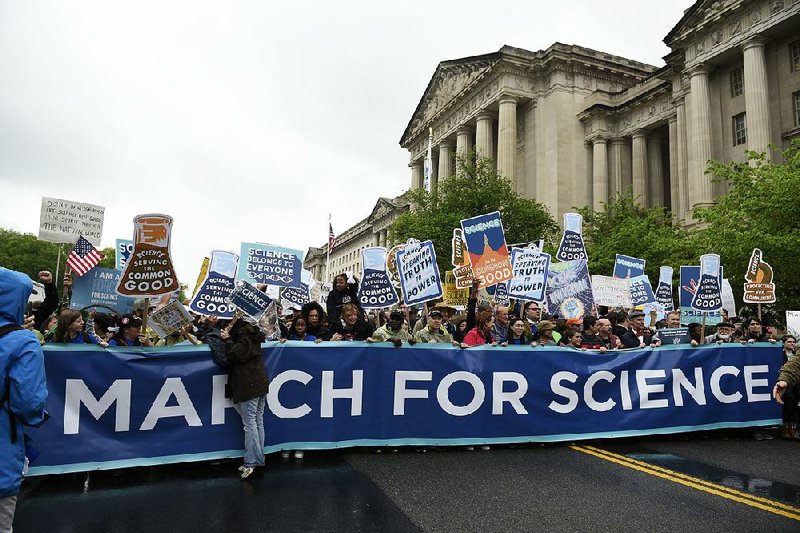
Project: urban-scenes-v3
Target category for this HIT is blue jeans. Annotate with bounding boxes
[239,395,267,467]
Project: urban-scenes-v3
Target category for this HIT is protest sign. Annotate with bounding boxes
[786,311,800,337]
[507,247,549,302]
[722,278,736,319]
[115,239,134,271]
[192,257,210,298]
[69,267,135,314]
[236,242,303,289]
[357,248,398,309]
[613,254,646,279]
[38,197,105,246]
[259,300,281,340]
[656,327,691,345]
[451,228,474,289]
[629,275,656,306]
[228,280,273,321]
[190,250,238,318]
[546,260,594,319]
[116,214,179,297]
[743,248,776,304]
[680,265,723,325]
[591,275,631,308]
[386,244,405,289]
[691,254,723,312]
[460,212,512,288]
[396,239,443,306]
[555,213,587,262]
[655,266,674,311]
[443,271,469,309]
[148,300,194,339]
[487,281,510,306]
[282,269,313,310]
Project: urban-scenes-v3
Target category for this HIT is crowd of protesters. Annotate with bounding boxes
[7,267,799,489]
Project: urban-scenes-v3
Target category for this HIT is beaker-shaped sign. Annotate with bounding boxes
[116,214,179,297]
[556,213,587,262]
[690,254,723,312]
[655,266,674,311]
[190,250,239,318]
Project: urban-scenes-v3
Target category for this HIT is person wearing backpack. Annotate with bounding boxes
[221,319,269,479]
[0,268,48,531]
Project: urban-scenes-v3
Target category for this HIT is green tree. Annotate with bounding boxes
[389,154,559,273]
[98,247,116,270]
[0,228,63,286]
[694,141,800,322]
[577,193,697,285]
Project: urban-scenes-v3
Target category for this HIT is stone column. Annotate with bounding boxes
[743,38,771,158]
[475,111,494,160]
[497,96,518,187]
[631,130,648,206]
[455,128,471,176]
[668,117,679,216]
[647,135,664,208]
[382,229,389,247]
[410,162,423,190]
[438,141,453,182]
[688,66,713,209]
[610,139,626,196]
[591,137,609,211]
[675,97,689,221]
[523,100,537,198]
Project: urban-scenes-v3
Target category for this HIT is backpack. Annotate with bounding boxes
[0,323,23,443]
[204,330,231,369]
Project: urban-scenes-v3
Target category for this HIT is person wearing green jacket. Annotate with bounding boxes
[773,356,800,404]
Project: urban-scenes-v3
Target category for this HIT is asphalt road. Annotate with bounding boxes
[15,430,800,532]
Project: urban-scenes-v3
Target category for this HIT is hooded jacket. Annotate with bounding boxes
[0,268,48,498]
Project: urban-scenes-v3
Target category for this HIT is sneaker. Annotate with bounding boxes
[237,465,246,472]
[480,445,491,451]
[752,429,765,441]
[240,466,255,479]
[280,450,290,459]
[293,450,304,459]
[761,430,774,441]
[465,446,475,451]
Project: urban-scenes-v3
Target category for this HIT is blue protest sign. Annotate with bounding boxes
[657,327,691,345]
[492,281,510,306]
[357,248,398,309]
[460,211,513,288]
[656,266,674,311]
[115,239,133,271]
[227,280,273,319]
[27,342,781,476]
[679,266,723,325]
[190,250,238,318]
[691,254,723,312]
[613,254,646,279]
[396,239,443,306]
[281,269,313,309]
[556,213,587,262]
[629,275,656,306]
[508,247,549,301]
[236,242,303,288]
[70,267,135,314]
[546,260,594,318]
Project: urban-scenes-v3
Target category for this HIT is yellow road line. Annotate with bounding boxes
[570,445,800,522]
[580,445,800,514]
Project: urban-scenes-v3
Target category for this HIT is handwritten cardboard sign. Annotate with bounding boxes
[149,300,193,339]
[38,197,105,246]
[591,275,632,308]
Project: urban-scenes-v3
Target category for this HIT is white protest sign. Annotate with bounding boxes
[722,278,736,319]
[787,311,800,337]
[507,247,549,301]
[396,239,443,306]
[39,197,105,246]
[591,275,632,308]
[148,300,193,339]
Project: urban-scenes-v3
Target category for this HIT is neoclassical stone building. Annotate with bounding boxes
[401,0,800,223]
[304,195,410,283]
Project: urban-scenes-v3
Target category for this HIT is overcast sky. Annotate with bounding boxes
[0,0,693,287]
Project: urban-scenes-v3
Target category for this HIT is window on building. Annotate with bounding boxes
[732,113,747,146]
[794,91,800,126]
[791,40,800,72]
[730,67,744,97]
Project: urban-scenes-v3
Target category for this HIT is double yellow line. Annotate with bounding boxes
[570,444,800,522]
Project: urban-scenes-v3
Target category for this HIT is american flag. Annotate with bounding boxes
[67,236,104,277]
[328,222,336,251]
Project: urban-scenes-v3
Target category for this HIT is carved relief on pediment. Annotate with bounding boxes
[414,64,490,134]
[771,0,784,14]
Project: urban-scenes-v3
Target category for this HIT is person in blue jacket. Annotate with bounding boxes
[0,268,48,531]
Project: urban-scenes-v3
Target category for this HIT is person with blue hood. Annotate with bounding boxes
[0,268,48,531]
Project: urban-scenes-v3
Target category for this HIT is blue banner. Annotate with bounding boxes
[70,267,135,314]
[357,248,398,309]
[27,343,782,476]
[613,254,646,279]
[236,242,303,288]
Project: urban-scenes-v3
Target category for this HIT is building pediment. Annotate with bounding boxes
[368,196,410,224]
[664,0,745,46]
[400,53,500,146]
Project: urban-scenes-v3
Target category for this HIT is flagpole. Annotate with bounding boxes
[325,213,331,284]
[55,243,63,290]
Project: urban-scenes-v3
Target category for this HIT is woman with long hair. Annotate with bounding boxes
[330,303,374,341]
[461,315,497,347]
[501,317,533,346]
[108,314,153,347]
[52,310,107,346]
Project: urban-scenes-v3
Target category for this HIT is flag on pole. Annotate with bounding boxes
[67,235,104,277]
[423,127,433,191]
[328,222,337,251]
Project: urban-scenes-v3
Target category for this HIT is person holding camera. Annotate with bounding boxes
[0,268,49,532]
